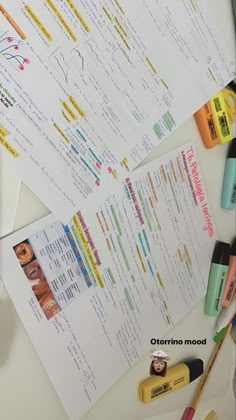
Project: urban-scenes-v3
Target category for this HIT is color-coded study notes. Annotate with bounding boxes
[0,144,216,419]
[0,0,235,220]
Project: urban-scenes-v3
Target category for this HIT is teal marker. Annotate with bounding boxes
[221,139,236,210]
[204,241,230,316]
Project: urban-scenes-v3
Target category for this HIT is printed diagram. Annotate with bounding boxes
[70,46,85,72]
[49,48,69,84]
[0,31,30,71]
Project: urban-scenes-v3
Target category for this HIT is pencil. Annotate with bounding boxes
[181,321,231,420]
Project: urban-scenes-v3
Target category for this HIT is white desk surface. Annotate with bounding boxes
[0,1,236,419]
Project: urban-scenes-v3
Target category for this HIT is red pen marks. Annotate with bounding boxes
[101,210,109,231]
[176,156,185,182]
[170,160,177,182]
[178,248,183,263]
[149,197,161,230]
[184,244,192,266]
[160,165,167,183]
[147,172,158,202]
[96,212,105,234]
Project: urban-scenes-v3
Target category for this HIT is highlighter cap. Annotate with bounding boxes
[204,410,217,420]
[214,325,227,343]
[227,138,236,158]
[211,241,230,265]
[230,237,236,256]
[184,358,204,381]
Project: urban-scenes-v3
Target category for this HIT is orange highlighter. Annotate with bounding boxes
[222,237,236,307]
[194,101,219,148]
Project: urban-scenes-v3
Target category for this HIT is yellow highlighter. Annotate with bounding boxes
[204,410,217,420]
[139,359,203,403]
[210,90,233,144]
[194,102,219,148]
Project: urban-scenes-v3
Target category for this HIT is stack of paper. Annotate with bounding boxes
[0,0,234,221]
[0,0,235,419]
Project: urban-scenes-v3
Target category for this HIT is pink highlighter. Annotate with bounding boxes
[222,238,236,307]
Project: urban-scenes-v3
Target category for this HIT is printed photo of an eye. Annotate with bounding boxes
[13,240,34,266]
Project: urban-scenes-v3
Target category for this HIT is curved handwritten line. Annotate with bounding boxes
[89,39,104,58]
[73,48,84,70]
[86,42,103,64]
[60,51,69,69]
[54,56,68,83]
[0,32,12,42]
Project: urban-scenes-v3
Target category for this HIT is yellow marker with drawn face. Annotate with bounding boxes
[139,359,203,403]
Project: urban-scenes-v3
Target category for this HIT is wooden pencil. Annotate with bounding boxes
[181,321,231,420]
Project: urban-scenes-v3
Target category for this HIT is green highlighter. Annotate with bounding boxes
[205,241,230,316]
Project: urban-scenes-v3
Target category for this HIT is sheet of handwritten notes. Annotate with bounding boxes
[0,1,234,220]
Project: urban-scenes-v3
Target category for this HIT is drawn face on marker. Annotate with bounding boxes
[152,360,166,374]
[149,350,169,377]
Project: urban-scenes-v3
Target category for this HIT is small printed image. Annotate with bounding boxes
[23,259,50,299]
[13,239,60,320]
[149,350,170,377]
[39,290,60,320]
[13,239,35,266]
